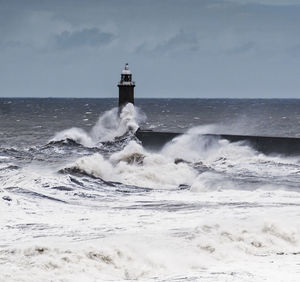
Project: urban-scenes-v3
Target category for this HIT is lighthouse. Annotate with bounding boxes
[118,63,135,108]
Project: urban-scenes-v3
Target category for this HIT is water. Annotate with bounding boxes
[1,98,300,281]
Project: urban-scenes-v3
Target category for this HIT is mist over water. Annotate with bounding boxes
[1,98,300,281]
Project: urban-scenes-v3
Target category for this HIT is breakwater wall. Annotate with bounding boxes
[136,130,300,156]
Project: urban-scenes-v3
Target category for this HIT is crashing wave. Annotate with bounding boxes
[49,103,146,147]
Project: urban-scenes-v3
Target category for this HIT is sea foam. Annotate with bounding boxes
[49,103,145,147]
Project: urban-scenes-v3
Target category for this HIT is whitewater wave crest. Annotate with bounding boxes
[61,125,300,191]
[49,103,145,147]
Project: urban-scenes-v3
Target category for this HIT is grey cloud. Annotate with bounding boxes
[0,40,23,49]
[54,27,114,49]
[226,41,256,55]
[0,0,300,98]
[0,39,35,51]
[289,44,300,58]
[136,30,198,55]
[224,0,300,6]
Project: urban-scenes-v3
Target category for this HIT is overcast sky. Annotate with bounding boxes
[0,0,300,98]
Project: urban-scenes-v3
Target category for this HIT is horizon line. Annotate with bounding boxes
[0,97,300,100]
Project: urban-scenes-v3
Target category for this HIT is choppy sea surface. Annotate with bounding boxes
[1,98,300,281]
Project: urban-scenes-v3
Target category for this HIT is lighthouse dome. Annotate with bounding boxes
[121,63,131,75]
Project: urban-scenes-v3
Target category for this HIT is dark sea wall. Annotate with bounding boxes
[136,130,300,156]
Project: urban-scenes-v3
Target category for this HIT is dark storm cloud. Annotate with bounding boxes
[0,0,300,98]
[54,28,115,49]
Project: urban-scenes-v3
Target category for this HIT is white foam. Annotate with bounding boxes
[65,140,197,188]
[49,127,94,147]
[3,116,300,281]
[1,190,300,281]
[60,122,300,193]
[1,162,300,281]
[65,153,118,181]
[50,103,146,146]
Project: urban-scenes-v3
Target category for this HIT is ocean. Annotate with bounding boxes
[1,98,300,281]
